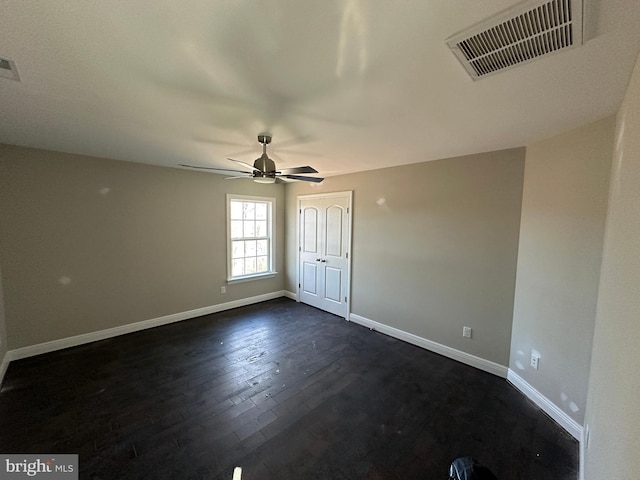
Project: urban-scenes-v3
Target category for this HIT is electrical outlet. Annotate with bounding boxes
[531,352,540,370]
[221,286,226,294]
[463,326,472,338]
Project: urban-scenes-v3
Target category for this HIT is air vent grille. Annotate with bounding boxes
[446,0,583,80]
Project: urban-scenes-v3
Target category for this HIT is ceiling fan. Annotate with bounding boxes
[180,134,324,184]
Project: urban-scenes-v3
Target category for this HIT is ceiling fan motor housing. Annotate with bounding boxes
[253,153,277,178]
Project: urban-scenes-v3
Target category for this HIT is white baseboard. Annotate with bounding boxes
[7,291,287,362]
[0,350,9,386]
[284,290,297,301]
[507,369,583,441]
[1,294,583,459]
[580,431,586,480]
[348,313,508,378]
[346,312,582,445]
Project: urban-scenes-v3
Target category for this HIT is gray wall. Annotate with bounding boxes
[509,117,614,426]
[0,144,285,350]
[0,263,8,376]
[584,53,640,479]
[285,149,525,367]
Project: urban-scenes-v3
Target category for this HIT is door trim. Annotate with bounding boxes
[296,191,353,319]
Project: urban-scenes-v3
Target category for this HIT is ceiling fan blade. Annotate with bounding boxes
[193,138,248,148]
[228,157,259,172]
[274,135,314,149]
[281,174,324,183]
[277,166,318,174]
[277,149,324,158]
[179,164,249,174]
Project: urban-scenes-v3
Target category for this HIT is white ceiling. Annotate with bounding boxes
[1,0,640,177]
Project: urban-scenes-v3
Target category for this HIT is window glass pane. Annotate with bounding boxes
[243,220,255,238]
[245,240,257,257]
[255,203,267,220]
[256,239,268,256]
[243,202,255,220]
[230,220,243,239]
[232,241,244,259]
[232,259,244,277]
[244,257,257,274]
[255,220,267,237]
[256,256,268,273]
[228,197,274,279]
[230,201,243,220]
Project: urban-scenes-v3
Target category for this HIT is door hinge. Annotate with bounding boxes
[347,207,350,214]
[299,283,301,288]
[299,246,301,252]
[346,252,348,259]
[345,296,348,302]
[299,209,302,214]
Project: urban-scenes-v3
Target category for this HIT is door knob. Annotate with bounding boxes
[316,258,321,262]
[320,259,327,263]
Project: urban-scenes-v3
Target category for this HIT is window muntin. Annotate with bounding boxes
[227,195,275,281]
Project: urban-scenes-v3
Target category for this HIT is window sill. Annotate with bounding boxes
[227,272,278,284]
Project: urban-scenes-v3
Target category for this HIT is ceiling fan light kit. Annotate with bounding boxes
[180,134,323,184]
[253,176,277,184]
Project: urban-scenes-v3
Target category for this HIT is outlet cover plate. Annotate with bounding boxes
[531,353,540,370]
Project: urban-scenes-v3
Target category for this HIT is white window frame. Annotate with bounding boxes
[226,194,277,283]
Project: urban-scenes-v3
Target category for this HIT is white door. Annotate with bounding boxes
[298,192,352,318]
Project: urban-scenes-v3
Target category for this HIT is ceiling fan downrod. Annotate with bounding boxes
[254,134,276,178]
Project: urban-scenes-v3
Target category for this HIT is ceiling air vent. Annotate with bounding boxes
[446,0,583,80]
[0,57,21,81]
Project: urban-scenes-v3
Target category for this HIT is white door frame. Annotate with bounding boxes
[296,191,353,319]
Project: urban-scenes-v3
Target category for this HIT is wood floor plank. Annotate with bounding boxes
[0,298,578,479]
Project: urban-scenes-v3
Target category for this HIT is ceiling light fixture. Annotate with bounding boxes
[253,176,276,184]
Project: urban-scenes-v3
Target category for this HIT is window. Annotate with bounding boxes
[227,194,276,282]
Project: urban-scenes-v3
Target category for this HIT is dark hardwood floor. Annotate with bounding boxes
[0,298,578,479]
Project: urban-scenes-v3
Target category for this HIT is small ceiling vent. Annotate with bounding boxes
[446,0,583,80]
[0,57,21,82]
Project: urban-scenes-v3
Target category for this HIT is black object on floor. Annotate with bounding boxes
[450,457,498,479]
[0,298,578,479]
